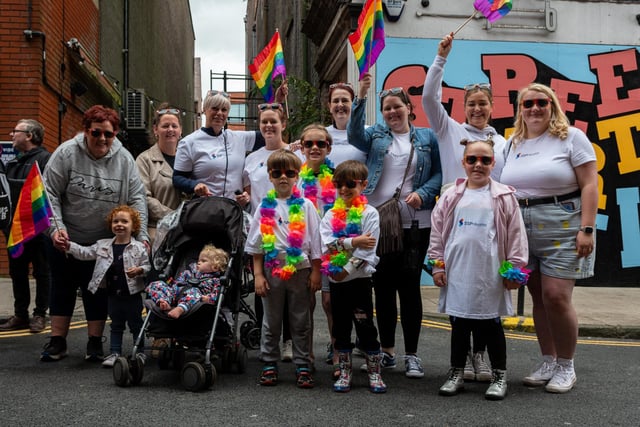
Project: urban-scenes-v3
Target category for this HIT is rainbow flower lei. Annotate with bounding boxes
[260,187,306,280]
[299,160,336,214]
[321,195,367,276]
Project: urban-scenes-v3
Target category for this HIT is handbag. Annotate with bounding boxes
[375,143,415,256]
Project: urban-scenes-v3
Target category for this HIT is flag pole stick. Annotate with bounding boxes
[453,10,478,35]
[36,162,63,235]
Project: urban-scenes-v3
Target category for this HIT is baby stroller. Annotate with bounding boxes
[112,196,253,391]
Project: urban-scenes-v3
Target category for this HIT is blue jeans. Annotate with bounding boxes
[108,294,143,354]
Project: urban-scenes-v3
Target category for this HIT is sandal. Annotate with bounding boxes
[332,363,341,381]
[296,367,315,389]
[259,365,278,386]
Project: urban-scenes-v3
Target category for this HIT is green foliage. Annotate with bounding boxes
[282,76,330,142]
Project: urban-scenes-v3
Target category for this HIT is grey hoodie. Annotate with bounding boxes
[44,133,149,244]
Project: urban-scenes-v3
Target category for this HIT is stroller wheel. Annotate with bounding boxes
[205,364,217,389]
[182,361,206,392]
[221,346,233,373]
[240,321,254,348]
[247,327,261,350]
[113,357,131,387]
[129,354,145,385]
[235,344,248,374]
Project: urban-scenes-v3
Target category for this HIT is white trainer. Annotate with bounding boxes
[473,352,493,382]
[523,356,557,386]
[102,353,120,368]
[545,361,576,393]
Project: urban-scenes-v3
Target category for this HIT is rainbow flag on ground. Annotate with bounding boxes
[348,0,385,78]
[249,30,287,102]
[474,0,513,23]
[7,163,53,258]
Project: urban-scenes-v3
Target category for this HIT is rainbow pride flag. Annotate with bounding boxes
[348,0,385,78]
[249,30,287,102]
[7,163,53,258]
[474,0,513,23]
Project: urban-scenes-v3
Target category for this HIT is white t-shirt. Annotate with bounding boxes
[440,185,512,318]
[367,132,431,228]
[326,125,367,166]
[500,127,596,199]
[243,147,287,215]
[174,129,256,199]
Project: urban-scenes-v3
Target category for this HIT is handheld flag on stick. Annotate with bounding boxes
[454,0,513,35]
[7,163,53,258]
[249,30,287,103]
[348,0,385,78]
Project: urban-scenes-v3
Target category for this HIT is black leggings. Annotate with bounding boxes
[373,227,430,354]
[449,316,506,370]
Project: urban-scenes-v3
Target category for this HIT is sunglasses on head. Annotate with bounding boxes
[157,108,180,115]
[258,103,283,112]
[522,98,551,109]
[302,140,329,149]
[464,83,491,92]
[269,169,298,179]
[332,179,362,189]
[207,90,230,98]
[379,87,404,98]
[89,129,115,138]
[464,155,493,166]
[329,82,354,90]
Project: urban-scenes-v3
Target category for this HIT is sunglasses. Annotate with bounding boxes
[89,129,115,138]
[329,82,354,90]
[206,90,230,98]
[379,87,404,98]
[258,103,283,111]
[521,98,551,109]
[302,140,329,149]
[332,179,362,189]
[464,155,493,166]
[464,83,491,92]
[269,169,298,179]
[157,108,180,115]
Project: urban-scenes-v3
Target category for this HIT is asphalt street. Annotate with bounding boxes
[1,294,639,426]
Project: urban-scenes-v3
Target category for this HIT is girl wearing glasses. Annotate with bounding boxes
[135,103,184,242]
[428,139,529,400]
[173,90,264,205]
[422,32,507,383]
[500,83,597,394]
[41,105,148,363]
[422,32,506,190]
[348,74,442,380]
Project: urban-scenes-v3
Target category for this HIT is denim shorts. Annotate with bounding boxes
[520,195,595,280]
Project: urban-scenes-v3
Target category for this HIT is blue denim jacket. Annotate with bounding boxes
[347,97,442,210]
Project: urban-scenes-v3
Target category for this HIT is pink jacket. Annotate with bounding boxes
[428,178,529,275]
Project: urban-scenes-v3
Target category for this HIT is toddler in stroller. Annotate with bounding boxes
[147,245,229,319]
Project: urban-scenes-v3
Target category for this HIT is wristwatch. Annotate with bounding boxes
[579,226,594,234]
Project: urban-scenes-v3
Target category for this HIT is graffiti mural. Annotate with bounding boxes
[377,38,640,286]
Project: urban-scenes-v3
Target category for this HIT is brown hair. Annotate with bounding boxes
[299,123,332,146]
[333,160,368,182]
[267,148,301,172]
[460,138,495,154]
[83,105,120,132]
[106,205,141,236]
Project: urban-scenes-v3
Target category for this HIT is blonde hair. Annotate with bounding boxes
[200,244,229,271]
[299,123,332,146]
[202,91,231,112]
[460,138,495,154]
[511,83,569,145]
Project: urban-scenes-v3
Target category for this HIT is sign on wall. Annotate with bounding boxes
[377,38,640,286]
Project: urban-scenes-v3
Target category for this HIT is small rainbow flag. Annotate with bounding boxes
[474,0,513,23]
[249,30,287,103]
[348,0,385,78]
[7,163,53,258]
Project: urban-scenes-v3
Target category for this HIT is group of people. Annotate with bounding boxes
[0,32,596,399]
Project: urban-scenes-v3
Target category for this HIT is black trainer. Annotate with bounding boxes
[85,336,105,362]
[41,336,68,361]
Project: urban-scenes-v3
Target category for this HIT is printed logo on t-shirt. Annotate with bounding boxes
[515,151,540,159]
[457,217,488,228]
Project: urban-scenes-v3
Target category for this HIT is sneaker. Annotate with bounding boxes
[380,351,396,369]
[485,369,508,400]
[523,356,557,386]
[29,315,46,333]
[473,352,493,382]
[0,315,29,331]
[404,354,425,378]
[102,353,120,368]
[439,368,465,396]
[259,365,278,386]
[545,361,576,393]
[85,336,105,362]
[296,366,315,389]
[281,339,293,362]
[463,352,475,380]
[41,336,68,361]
